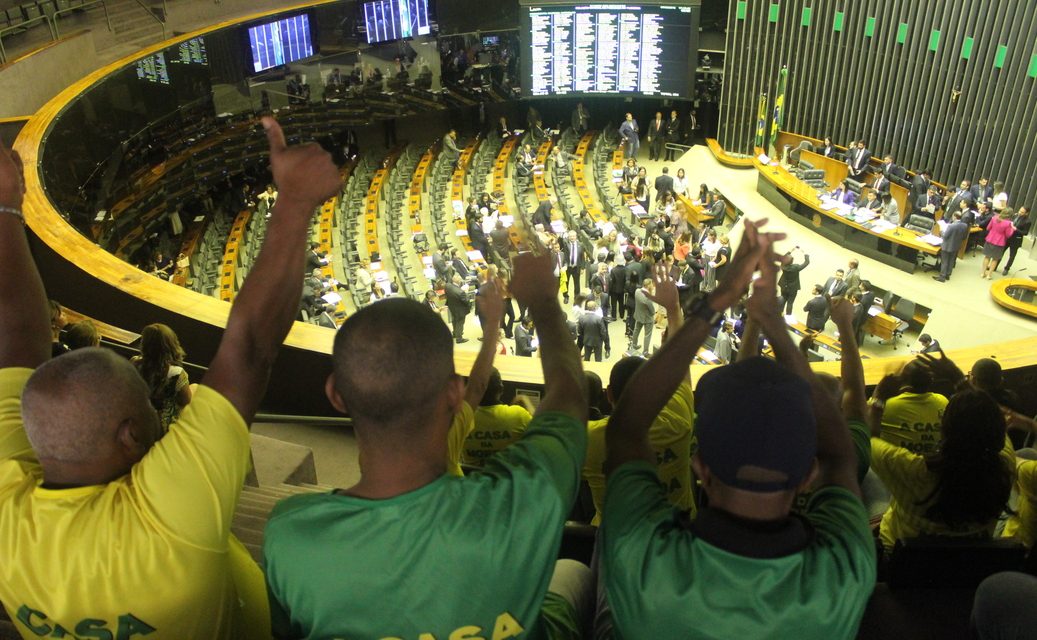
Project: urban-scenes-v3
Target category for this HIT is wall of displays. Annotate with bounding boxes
[520,2,697,98]
[135,52,170,84]
[362,0,433,44]
[173,37,208,65]
[246,13,316,73]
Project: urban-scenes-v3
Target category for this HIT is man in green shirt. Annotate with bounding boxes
[600,220,877,640]
[263,250,591,639]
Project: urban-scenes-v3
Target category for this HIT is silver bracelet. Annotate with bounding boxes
[0,205,23,222]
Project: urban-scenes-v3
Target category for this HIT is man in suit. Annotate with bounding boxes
[878,155,897,178]
[442,129,461,169]
[629,278,655,356]
[608,261,627,320]
[846,140,871,181]
[306,243,328,273]
[677,251,704,310]
[1003,206,1031,275]
[908,169,932,214]
[654,167,674,202]
[467,213,490,258]
[778,248,810,315]
[664,109,682,161]
[619,113,639,159]
[861,189,882,212]
[550,146,575,182]
[844,260,862,292]
[974,202,995,230]
[971,177,993,205]
[514,316,536,356]
[914,186,941,219]
[918,334,941,354]
[444,274,470,343]
[823,269,849,298]
[871,171,892,197]
[933,212,969,282]
[432,243,452,281]
[647,112,666,161]
[571,102,590,135]
[943,180,975,216]
[561,231,586,304]
[531,197,554,232]
[578,301,610,361]
[803,285,830,332]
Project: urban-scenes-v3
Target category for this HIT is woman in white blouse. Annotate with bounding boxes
[992,181,1009,212]
[671,167,689,198]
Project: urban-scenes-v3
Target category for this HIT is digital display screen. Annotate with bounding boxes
[247,13,315,73]
[521,3,696,98]
[362,0,432,44]
[173,37,208,65]
[135,52,170,84]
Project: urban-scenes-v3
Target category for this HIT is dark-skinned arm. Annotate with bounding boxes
[606,219,784,474]
[463,280,504,407]
[830,297,867,422]
[0,142,50,370]
[736,315,761,362]
[749,257,861,498]
[510,250,586,421]
[202,117,342,423]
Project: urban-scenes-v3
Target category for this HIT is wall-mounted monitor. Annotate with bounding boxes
[136,52,170,85]
[173,37,208,65]
[482,35,500,48]
[519,1,698,99]
[362,0,433,44]
[246,12,316,74]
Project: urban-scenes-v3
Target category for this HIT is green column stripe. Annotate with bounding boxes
[736,0,747,20]
[801,6,812,27]
[769,2,779,23]
[994,44,1008,69]
[961,36,974,60]
[864,17,876,38]
[833,11,844,32]
[1028,54,1037,78]
[928,29,941,52]
[896,23,909,44]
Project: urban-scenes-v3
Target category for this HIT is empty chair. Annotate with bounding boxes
[788,140,813,165]
[903,215,936,234]
[846,178,865,196]
[889,298,916,349]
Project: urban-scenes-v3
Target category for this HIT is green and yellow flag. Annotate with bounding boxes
[754,93,768,149]
[769,66,788,152]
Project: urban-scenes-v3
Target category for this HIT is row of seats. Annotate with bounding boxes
[184,208,235,297]
[338,156,376,310]
[382,146,423,299]
[0,0,98,62]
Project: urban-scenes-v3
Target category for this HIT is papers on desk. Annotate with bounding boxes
[370,261,383,271]
[597,220,617,235]
[867,306,882,317]
[467,250,484,261]
[500,215,514,227]
[452,201,464,214]
[551,219,567,234]
[918,234,943,246]
[422,255,433,265]
[374,270,390,282]
[629,204,648,218]
[455,229,468,237]
[613,169,625,178]
[868,219,896,233]
[819,200,841,211]
[852,210,878,224]
[937,219,949,232]
[757,153,771,164]
[321,292,342,306]
[700,349,717,361]
[423,267,437,279]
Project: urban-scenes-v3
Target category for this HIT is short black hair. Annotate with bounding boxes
[901,360,933,393]
[609,356,646,400]
[332,299,454,427]
[480,367,503,406]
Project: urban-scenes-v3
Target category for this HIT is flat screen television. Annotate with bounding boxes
[519,1,699,99]
[362,0,433,44]
[246,12,316,74]
[482,35,500,48]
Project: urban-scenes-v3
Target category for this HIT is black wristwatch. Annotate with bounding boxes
[688,294,724,326]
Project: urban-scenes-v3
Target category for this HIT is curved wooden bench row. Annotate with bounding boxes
[991,278,1037,320]
[450,137,486,264]
[706,138,755,168]
[532,138,554,204]
[218,208,251,302]
[171,215,207,287]
[573,131,607,224]
[492,136,523,249]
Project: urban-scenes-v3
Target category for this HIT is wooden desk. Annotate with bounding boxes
[706,138,755,168]
[218,208,251,302]
[573,131,607,224]
[863,312,900,342]
[491,137,523,248]
[799,150,910,218]
[991,278,1037,320]
[62,308,141,345]
[532,139,553,204]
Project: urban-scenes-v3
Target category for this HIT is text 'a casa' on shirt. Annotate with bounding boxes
[583,381,695,526]
[0,368,270,640]
[462,403,533,467]
[879,391,949,455]
[262,412,587,640]
[1003,459,1037,547]
[871,436,1016,551]
[601,462,876,640]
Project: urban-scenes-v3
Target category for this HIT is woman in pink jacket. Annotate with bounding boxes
[982,208,1017,279]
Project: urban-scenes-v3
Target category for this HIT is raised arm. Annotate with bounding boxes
[463,279,504,407]
[829,298,867,422]
[202,118,342,422]
[0,142,49,370]
[509,250,586,421]
[646,264,686,384]
[606,219,783,474]
[748,257,861,497]
[737,315,761,362]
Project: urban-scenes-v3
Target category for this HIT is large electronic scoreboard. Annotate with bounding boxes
[520,2,698,99]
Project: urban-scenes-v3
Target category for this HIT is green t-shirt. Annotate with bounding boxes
[601,462,876,640]
[263,412,587,640]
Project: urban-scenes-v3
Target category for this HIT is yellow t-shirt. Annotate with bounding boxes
[446,401,475,477]
[462,404,533,467]
[879,391,948,455]
[871,435,1016,551]
[1003,459,1037,547]
[584,381,695,526]
[0,368,270,640]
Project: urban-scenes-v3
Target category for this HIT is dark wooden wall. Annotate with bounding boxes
[718,0,1037,208]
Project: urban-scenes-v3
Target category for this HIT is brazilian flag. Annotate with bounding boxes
[754,93,768,149]
[769,66,788,152]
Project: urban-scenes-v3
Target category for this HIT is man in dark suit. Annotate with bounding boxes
[467,214,490,258]
[944,180,975,216]
[871,172,892,197]
[432,243,452,281]
[306,243,328,273]
[971,177,993,205]
[618,113,639,159]
[514,316,536,356]
[1003,206,1031,275]
[608,261,627,320]
[571,103,590,135]
[561,230,586,304]
[654,167,674,202]
[857,281,876,315]
[777,248,809,315]
[878,155,897,178]
[443,274,470,343]
[803,285,830,332]
[577,302,610,361]
[677,251,704,310]
[908,169,932,214]
[531,197,554,232]
[914,186,942,219]
[664,109,682,161]
[823,269,849,297]
[933,212,969,282]
[861,189,883,212]
[646,112,666,161]
[846,140,871,181]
